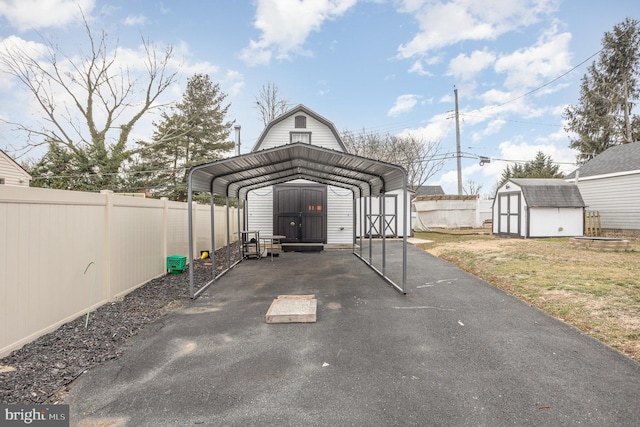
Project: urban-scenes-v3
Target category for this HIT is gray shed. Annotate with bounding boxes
[492,178,585,238]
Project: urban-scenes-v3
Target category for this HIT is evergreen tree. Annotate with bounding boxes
[498,152,564,186]
[564,18,640,162]
[31,139,125,190]
[132,74,235,201]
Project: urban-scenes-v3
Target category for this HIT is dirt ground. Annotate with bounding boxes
[419,235,640,362]
[0,246,240,405]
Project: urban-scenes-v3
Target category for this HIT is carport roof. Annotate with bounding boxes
[188,142,407,199]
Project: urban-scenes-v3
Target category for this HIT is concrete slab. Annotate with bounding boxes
[266,295,317,323]
[65,242,640,426]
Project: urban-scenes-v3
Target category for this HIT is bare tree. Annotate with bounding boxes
[463,179,483,196]
[254,82,288,127]
[0,13,178,187]
[342,129,446,191]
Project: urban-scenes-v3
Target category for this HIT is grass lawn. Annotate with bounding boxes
[414,230,640,362]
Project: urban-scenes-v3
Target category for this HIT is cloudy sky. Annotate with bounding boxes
[0,0,637,195]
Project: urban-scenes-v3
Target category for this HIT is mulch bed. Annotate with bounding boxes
[0,246,241,404]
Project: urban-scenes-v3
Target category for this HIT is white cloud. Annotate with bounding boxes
[474,118,506,141]
[388,94,421,117]
[224,70,245,96]
[240,0,358,66]
[396,0,559,59]
[408,60,432,76]
[494,28,572,90]
[447,49,496,81]
[397,111,453,142]
[0,36,49,94]
[0,0,96,31]
[123,14,147,26]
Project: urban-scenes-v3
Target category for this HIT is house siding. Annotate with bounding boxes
[0,151,31,186]
[247,187,274,236]
[257,114,343,151]
[327,186,353,244]
[528,207,584,237]
[576,173,640,230]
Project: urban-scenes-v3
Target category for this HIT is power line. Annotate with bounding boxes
[459,112,562,128]
[478,48,603,113]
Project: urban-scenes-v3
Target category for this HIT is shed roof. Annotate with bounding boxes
[414,185,445,197]
[509,179,585,208]
[188,142,407,199]
[566,141,640,179]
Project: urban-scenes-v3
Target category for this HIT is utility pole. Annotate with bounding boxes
[234,125,241,156]
[454,88,462,195]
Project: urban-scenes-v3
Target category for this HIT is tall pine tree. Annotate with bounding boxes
[564,18,640,162]
[498,152,564,187]
[131,74,235,200]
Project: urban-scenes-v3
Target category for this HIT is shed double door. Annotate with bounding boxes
[274,184,327,244]
[498,192,520,236]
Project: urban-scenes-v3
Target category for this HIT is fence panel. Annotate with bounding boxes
[0,186,240,357]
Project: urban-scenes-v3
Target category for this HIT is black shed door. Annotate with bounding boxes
[274,184,326,243]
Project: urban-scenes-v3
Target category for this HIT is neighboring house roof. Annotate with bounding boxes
[252,104,347,152]
[566,141,640,179]
[414,185,445,197]
[508,178,585,208]
[0,149,32,182]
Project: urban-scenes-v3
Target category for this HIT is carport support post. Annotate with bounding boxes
[352,196,356,252]
[237,199,242,260]
[368,195,373,263]
[226,197,231,270]
[188,179,195,298]
[358,196,363,257]
[210,193,216,283]
[402,177,407,292]
[381,193,386,277]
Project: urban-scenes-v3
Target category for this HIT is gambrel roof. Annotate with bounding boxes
[509,179,585,208]
[252,104,347,152]
[566,141,640,179]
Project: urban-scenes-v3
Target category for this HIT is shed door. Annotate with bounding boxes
[274,184,326,243]
[498,192,520,236]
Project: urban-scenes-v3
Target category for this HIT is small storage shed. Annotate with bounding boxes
[492,178,585,238]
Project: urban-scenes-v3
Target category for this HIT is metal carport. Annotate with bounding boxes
[186,142,408,298]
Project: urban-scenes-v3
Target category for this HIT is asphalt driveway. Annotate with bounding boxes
[66,241,640,426]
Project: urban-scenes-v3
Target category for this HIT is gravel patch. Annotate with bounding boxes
[0,246,240,404]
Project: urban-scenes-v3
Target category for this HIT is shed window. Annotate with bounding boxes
[295,115,307,128]
[291,132,311,144]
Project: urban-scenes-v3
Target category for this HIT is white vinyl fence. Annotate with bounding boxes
[0,186,241,357]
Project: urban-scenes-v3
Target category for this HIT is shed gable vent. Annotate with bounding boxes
[295,115,307,129]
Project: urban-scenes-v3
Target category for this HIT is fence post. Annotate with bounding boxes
[100,190,114,301]
[192,202,198,258]
[161,197,168,270]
